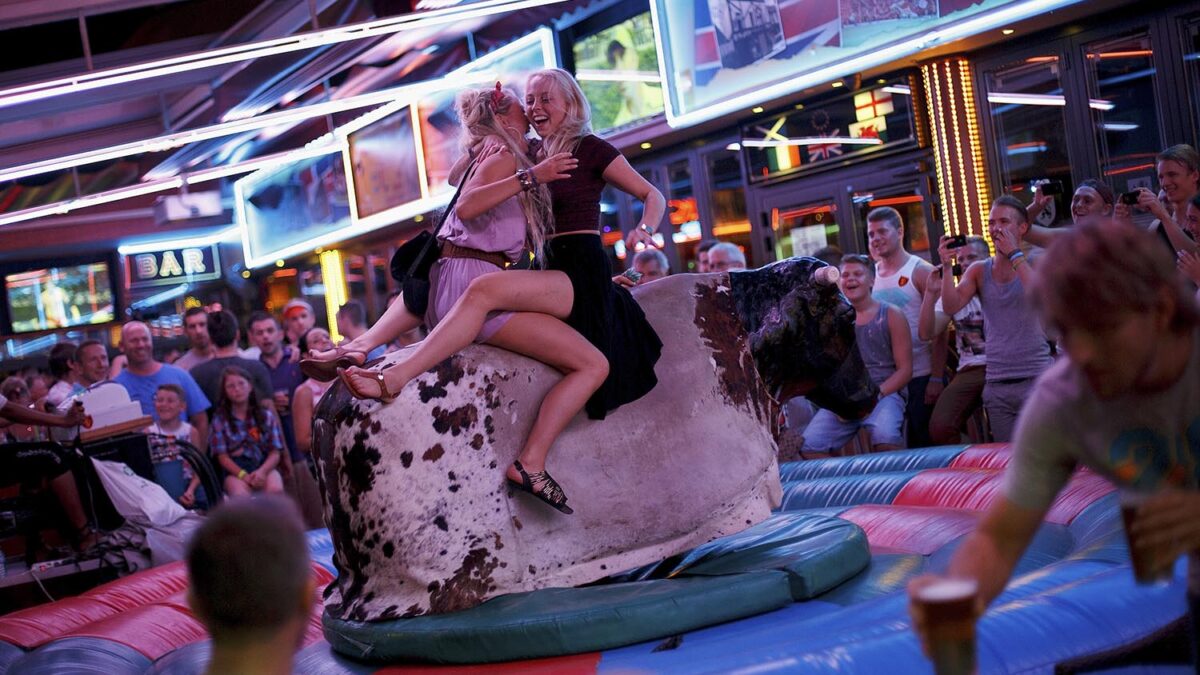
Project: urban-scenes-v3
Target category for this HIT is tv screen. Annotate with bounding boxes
[347,105,423,220]
[5,261,116,333]
[573,12,664,132]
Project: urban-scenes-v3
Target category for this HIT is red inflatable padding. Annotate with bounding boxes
[0,596,123,648]
[839,505,981,555]
[62,603,207,660]
[949,444,1013,470]
[311,562,335,587]
[892,468,1004,513]
[302,584,331,647]
[1044,471,1116,525]
[0,562,189,648]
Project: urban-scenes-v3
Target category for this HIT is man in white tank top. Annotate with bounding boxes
[868,206,948,448]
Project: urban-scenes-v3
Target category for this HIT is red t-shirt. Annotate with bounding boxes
[547,135,621,234]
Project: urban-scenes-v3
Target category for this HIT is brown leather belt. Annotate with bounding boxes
[441,241,508,269]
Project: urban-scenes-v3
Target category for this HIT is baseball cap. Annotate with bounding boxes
[282,298,314,318]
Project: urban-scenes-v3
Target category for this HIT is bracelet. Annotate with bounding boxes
[1007,249,1025,262]
[237,469,247,480]
[515,169,536,192]
[1011,256,1027,270]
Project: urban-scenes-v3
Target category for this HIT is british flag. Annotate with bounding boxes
[806,128,844,162]
[695,0,842,87]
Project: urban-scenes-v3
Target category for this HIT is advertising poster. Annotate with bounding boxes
[237,150,351,265]
[347,106,423,219]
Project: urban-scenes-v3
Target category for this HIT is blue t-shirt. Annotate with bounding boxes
[114,364,211,422]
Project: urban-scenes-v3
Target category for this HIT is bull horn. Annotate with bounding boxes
[813,266,840,287]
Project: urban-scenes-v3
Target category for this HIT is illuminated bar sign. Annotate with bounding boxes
[125,244,221,289]
[650,0,1087,129]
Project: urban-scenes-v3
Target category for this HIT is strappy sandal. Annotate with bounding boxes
[300,347,368,382]
[339,367,398,404]
[507,460,574,515]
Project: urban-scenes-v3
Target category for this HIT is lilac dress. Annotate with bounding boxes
[425,195,526,342]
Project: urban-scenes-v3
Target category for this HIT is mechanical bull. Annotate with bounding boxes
[312,257,876,622]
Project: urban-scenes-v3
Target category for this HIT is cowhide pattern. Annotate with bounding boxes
[313,260,863,621]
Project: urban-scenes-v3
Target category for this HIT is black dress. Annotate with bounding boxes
[543,135,662,420]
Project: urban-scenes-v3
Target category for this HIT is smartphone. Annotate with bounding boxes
[1039,180,1064,196]
[946,234,968,249]
[621,268,643,283]
[1120,191,1141,205]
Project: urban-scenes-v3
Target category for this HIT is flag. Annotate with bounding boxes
[695,0,842,87]
[854,89,893,121]
[806,128,844,162]
[849,115,887,142]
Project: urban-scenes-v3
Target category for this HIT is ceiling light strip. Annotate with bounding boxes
[0,0,568,109]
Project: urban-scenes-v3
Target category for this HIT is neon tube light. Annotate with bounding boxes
[882,85,912,95]
[650,0,1089,129]
[0,143,339,228]
[0,0,568,110]
[742,137,883,147]
[0,74,493,185]
[985,92,1114,110]
[118,226,240,255]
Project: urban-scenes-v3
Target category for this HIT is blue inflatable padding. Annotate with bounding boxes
[614,513,870,600]
[597,600,843,672]
[0,643,23,675]
[145,640,209,675]
[778,471,919,510]
[8,637,151,674]
[976,565,1190,672]
[306,529,337,577]
[817,553,926,606]
[324,570,794,664]
[1069,491,1123,542]
[778,446,965,482]
[292,641,375,675]
[925,522,1076,577]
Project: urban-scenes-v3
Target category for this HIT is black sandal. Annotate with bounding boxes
[507,460,574,515]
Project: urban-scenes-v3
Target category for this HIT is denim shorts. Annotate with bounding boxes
[801,391,907,452]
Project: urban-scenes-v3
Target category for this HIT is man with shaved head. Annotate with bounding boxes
[114,321,211,450]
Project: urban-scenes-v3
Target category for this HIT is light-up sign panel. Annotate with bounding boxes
[235,147,352,268]
[347,105,424,220]
[125,244,221,289]
[650,0,1087,129]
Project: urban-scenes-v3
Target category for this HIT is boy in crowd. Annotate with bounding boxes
[146,384,203,508]
[801,255,913,454]
[937,196,1052,441]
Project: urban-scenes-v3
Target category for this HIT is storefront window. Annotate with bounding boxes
[856,192,931,259]
[1087,33,1161,195]
[1184,19,1200,150]
[772,201,839,260]
[706,149,753,268]
[573,12,665,133]
[984,57,1072,226]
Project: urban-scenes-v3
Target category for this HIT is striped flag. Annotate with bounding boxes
[695,0,842,87]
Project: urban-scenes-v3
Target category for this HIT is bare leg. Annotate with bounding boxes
[263,470,285,494]
[311,293,422,360]
[343,270,574,398]
[482,314,608,489]
[49,472,97,548]
[224,476,252,497]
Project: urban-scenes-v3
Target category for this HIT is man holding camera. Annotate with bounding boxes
[937,196,1052,442]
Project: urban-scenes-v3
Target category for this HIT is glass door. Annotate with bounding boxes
[851,187,932,261]
[769,199,842,261]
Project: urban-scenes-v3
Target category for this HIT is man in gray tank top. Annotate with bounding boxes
[937,195,1052,441]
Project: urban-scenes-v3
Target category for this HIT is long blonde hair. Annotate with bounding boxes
[526,68,592,159]
[455,85,553,262]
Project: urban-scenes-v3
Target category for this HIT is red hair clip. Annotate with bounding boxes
[490,82,504,110]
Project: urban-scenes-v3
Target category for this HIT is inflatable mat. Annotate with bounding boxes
[0,444,1191,673]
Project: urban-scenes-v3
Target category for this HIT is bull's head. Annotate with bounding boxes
[729,257,877,420]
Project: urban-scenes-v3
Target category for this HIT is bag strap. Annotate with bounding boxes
[404,159,479,278]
